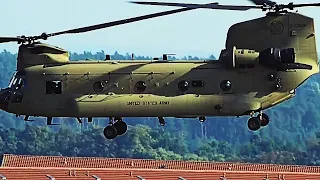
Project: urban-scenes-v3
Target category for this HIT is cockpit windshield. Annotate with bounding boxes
[8,72,17,88]
[8,72,25,90]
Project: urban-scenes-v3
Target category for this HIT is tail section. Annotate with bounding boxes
[225,12,318,67]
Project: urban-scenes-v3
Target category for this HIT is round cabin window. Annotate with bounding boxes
[135,81,147,92]
[93,81,104,92]
[220,80,232,91]
[178,80,189,92]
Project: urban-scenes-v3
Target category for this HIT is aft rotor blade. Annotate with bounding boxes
[0,37,24,44]
[130,1,262,11]
[290,3,320,8]
[46,6,198,37]
[248,0,276,5]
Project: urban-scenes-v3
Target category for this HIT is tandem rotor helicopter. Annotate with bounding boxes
[0,0,319,139]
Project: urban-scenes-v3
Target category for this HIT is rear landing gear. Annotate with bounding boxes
[199,116,206,122]
[103,117,128,139]
[247,112,270,131]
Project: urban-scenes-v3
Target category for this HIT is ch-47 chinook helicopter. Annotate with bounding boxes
[0,0,319,139]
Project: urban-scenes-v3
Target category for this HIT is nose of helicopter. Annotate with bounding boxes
[0,88,11,111]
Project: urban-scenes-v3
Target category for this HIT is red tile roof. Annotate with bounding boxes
[0,154,320,180]
[1,167,320,180]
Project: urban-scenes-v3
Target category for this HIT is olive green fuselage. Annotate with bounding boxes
[6,57,318,118]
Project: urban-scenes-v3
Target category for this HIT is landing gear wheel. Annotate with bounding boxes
[199,116,206,122]
[103,125,118,139]
[114,120,127,135]
[158,117,165,126]
[248,117,261,131]
[257,113,269,127]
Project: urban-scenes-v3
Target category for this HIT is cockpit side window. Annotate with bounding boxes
[46,81,62,94]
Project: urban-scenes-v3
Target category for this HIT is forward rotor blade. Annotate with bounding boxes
[130,1,218,8]
[46,6,198,38]
[130,1,262,11]
[0,37,24,44]
[248,0,276,5]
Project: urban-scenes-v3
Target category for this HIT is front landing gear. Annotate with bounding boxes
[199,116,206,123]
[158,117,165,126]
[247,112,270,131]
[114,120,127,135]
[103,117,128,139]
[248,117,261,131]
[103,125,118,139]
[258,113,270,127]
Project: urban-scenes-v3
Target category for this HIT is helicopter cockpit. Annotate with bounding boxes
[7,72,25,103]
[9,72,23,88]
[0,71,26,111]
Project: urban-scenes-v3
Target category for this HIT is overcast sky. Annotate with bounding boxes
[1,0,320,58]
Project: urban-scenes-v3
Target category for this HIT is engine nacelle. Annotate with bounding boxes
[259,47,295,68]
[219,46,259,68]
[219,47,311,71]
[258,47,312,70]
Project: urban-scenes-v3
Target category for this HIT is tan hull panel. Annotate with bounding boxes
[10,94,263,117]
